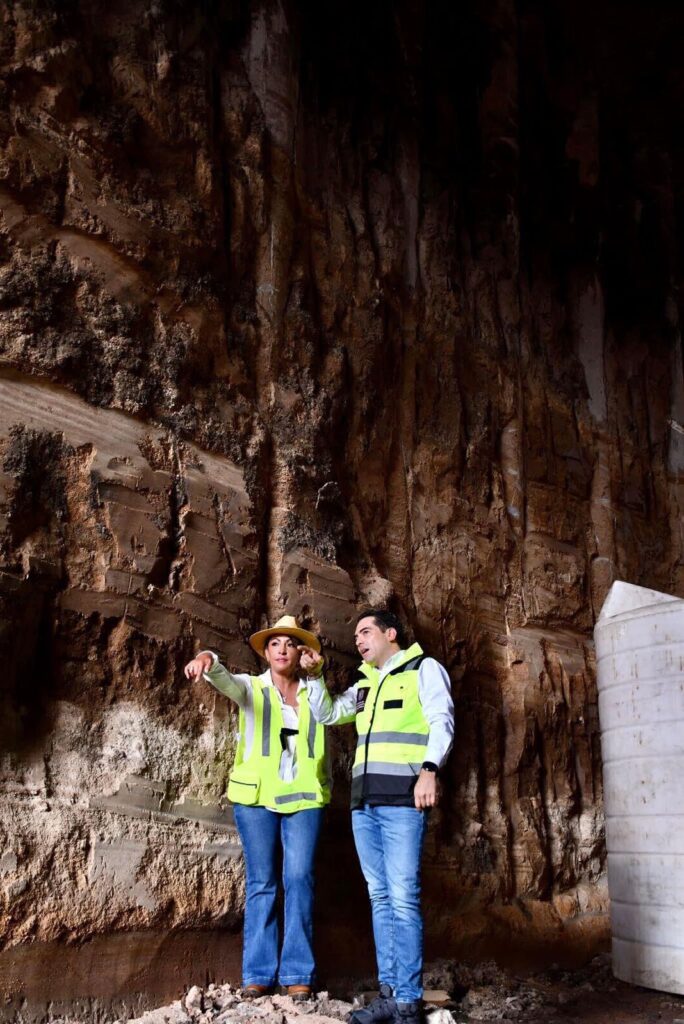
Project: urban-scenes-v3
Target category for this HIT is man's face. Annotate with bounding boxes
[264,634,300,675]
[354,616,397,667]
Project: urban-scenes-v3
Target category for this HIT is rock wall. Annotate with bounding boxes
[0,0,683,1013]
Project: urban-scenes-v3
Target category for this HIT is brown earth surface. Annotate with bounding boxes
[37,956,684,1024]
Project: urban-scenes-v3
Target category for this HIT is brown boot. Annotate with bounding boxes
[287,985,313,1002]
[243,985,271,999]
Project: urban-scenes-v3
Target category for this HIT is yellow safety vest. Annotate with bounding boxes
[227,678,330,812]
[351,643,429,807]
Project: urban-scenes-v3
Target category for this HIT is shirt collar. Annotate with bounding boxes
[260,669,307,693]
[378,648,404,680]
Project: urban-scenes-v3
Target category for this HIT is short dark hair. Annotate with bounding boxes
[355,609,407,648]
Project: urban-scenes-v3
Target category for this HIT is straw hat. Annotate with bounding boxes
[249,614,321,658]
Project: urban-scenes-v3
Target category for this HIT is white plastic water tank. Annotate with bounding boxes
[595,581,684,994]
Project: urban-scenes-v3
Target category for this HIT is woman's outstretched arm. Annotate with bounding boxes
[184,651,250,707]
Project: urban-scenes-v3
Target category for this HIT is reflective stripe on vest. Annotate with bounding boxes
[352,761,423,778]
[229,678,330,812]
[275,791,318,805]
[356,731,429,746]
[307,710,317,758]
[262,687,272,757]
[352,643,430,807]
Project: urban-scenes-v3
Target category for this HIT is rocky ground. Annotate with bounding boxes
[44,955,684,1024]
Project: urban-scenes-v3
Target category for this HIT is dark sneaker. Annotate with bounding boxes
[349,984,397,1024]
[393,1001,423,1024]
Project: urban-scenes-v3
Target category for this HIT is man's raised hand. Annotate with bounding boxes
[298,645,324,678]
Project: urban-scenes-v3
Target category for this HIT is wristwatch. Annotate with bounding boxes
[421,761,438,774]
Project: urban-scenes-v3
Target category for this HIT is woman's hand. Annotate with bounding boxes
[184,653,214,681]
[298,645,324,678]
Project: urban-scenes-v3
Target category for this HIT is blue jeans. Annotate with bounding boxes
[352,805,428,1003]
[233,804,324,987]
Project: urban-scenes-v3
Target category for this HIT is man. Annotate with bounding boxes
[307,610,454,1024]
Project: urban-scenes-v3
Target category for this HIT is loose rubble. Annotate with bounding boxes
[118,987,354,1024]
[43,953,684,1024]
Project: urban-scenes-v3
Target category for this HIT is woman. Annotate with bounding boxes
[184,615,326,1001]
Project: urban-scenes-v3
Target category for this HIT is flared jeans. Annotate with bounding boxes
[233,804,324,987]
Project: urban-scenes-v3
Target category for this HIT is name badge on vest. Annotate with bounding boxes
[356,687,370,713]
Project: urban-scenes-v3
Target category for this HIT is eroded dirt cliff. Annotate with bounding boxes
[1,0,683,1015]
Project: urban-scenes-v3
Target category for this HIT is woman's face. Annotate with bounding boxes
[264,634,301,676]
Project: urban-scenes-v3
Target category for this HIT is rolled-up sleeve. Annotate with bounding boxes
[418,658,454,769]
[306,675,358,725]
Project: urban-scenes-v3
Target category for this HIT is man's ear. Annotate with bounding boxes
[386,627,397,644]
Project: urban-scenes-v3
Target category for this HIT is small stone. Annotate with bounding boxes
[128,1002,191,1024]
[185,986,204,1013]
[353,992,378,1008]
[212,990,238,1012]
[425,1008,455,1024]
